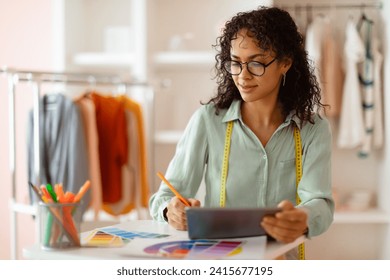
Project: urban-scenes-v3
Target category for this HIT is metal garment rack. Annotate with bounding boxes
[0,67,153,259]
[279,2,383,11]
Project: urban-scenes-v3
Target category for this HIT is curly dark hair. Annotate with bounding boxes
[207,6,324,123]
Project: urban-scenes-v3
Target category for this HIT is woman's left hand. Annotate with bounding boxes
[261,200,308,243]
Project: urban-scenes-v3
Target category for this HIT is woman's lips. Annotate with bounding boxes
[240,84,256,92]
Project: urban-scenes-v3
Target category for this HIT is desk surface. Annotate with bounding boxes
[23,220,305,260]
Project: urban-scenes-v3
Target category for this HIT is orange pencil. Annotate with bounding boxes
[73,180,91,203]
[156,172,190,207]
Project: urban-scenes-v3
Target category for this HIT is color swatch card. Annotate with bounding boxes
[100,227,170,239]
[83,230,126,247]
[82,227,170,247]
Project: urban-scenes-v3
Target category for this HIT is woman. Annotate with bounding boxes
[149,6,334,254]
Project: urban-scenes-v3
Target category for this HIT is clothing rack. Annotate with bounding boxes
[0,67,154,259]
[279,2,383,11]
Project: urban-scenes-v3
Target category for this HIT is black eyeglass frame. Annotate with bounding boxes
[223,58,277,76]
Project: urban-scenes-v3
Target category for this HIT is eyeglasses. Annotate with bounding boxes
[223,58,276,76]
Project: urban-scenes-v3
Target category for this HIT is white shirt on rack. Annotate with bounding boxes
[337,18,366,149]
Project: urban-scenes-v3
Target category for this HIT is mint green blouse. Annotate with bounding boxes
[149,100,334,238]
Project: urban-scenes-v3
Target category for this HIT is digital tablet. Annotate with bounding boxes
[186,207,281,239]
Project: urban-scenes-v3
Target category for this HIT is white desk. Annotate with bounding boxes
[23,220,305,260]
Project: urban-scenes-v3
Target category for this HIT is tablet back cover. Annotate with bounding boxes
[186,207,280,239]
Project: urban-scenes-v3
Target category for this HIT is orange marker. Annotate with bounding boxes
[64,191,76,203]
[73,180,91,203]
[54,183,65,203]
[156,172,190,207]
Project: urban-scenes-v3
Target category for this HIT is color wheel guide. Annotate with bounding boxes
[82,226,267,259]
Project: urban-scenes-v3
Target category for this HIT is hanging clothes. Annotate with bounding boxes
[372,38,384,149]
[305,14,344,117]
[27,93,90,216]
[102,95,150,215]
[90,92,128,204]
[74,94,103,221]
[321,19,344,118]
[102,107,138,215]
[357,15,384,157]
[121,95,150,209]
[305,15,327,95]
[337,18,366,149]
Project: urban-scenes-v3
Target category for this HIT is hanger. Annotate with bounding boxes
[357,4,374,30]
[306,4,313,27]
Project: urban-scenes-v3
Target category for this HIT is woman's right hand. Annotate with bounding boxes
[166,197,201,230]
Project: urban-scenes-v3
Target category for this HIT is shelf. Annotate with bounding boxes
[72,52,135,67]
[154,130,183,144]
[333,209,390,224]
[153,51,215,66]
[72,51,215,68]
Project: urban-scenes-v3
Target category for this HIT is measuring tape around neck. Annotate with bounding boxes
[293,124,305,260]
[219,121,233,208]
[220,120,305,260]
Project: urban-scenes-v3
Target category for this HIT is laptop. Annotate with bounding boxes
[186,207,281,239]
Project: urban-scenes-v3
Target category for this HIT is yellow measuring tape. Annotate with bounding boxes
[220,121,305,260]
[293,125,305,261]
[219,121,233,207]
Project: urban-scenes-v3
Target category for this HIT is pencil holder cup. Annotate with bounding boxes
[38,202,81,250]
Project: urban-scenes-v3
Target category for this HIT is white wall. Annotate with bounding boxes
[0,0,57,259]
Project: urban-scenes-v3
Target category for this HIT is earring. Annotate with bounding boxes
[282,73,286,87]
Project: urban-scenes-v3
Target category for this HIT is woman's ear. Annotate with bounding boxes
[281,57,293,73]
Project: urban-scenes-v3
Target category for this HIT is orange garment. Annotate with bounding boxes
[103,109,138,215]
[102,95,150,215]
[74,95,103,221]
[91,92,128,203]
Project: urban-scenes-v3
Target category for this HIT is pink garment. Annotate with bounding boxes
[74,96,103,220]
[305,15,344,117]
[321,23,344,117]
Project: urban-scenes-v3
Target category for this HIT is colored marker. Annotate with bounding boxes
[46,183,58,203]
[73,180,91,203]
[54,184,65,203]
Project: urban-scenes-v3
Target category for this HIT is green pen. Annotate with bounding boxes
[44,183,58,247]
[46,183,58,203]
[44,212,54,247]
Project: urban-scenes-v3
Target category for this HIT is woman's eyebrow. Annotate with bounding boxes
[230,53,268,60]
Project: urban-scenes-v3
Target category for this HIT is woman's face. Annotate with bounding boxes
[229,29,290,104]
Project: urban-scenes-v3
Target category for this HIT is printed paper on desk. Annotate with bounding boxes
[114,235,267,260]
